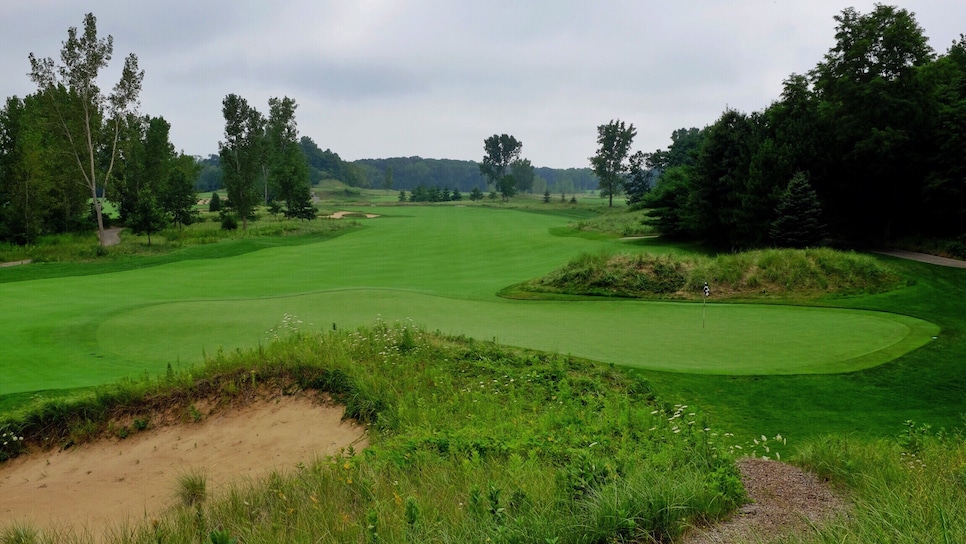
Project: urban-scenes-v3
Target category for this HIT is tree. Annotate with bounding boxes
[624,151,652,208]
[590,119,636,207]
[127,186,167,245]
[0,94,81,244]
[28,12,144,246]
[209,192,221,212]
[266,96,312,218]
[164,153,200,230]
[398,189,407,202]
[770,172,826,248]
[451,187,462,201]
[510,158,535,194]
[809,4,934,242]
[218,94,264,229]
[469,187,483,201]
[479,134,522,202]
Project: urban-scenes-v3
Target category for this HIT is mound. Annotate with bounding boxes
[0,393,366,537]
[521,248,903,300]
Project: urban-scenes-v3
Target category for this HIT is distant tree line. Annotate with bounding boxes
[192,136,367,193]
[356,156,598,195]
[641,5,966,249]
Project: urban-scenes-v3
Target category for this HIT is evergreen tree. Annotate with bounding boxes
[770,173,826,248]
[543,189,551,203]
[451,187,462,201]
[209,192,221,212]
[398,189,407,202]
[469,187,483,201]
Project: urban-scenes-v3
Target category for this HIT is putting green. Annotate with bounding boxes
[0,206,940,397]
[97,288,936,376]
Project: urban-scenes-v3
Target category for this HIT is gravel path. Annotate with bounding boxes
[875,249,966,268]
[679,458,848,543]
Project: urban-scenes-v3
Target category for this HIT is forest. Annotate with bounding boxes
[641,5,966,250]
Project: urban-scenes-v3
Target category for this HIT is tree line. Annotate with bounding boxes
[0,13,200,246]
[638,5,966,249]
[355,156,598,195]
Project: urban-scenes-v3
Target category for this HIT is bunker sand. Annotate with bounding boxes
[0,394,366,536]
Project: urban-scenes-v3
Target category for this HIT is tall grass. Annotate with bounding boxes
[572,208,656,237]
[0,211,352,265]
[0,323,744,543]
[783,426,966,543]
[527,247,903,300]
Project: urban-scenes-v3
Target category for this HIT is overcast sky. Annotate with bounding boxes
[1,2,963,168]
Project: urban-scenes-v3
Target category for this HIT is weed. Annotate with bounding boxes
[177,470,208,508]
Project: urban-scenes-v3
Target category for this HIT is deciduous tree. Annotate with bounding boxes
[28,12,144,246]
[590,119,636,207]
[218,94,264,229]
[479,134,522,202]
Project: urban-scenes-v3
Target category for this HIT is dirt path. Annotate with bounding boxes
[875,249,966,268]
[99,227,123,247]
[0,394,366,538]
[679,458,848,543]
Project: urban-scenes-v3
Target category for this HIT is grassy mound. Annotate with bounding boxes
[0,324,744,543]
[571,208,656,237]
[522,247,904,300]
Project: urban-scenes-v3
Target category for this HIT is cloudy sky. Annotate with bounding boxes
[1,1,963,168]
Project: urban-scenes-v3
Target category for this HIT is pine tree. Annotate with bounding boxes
[209,192,222,212]
[770,173,826,248]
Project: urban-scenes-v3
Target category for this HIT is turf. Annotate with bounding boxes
[0,206,936,400]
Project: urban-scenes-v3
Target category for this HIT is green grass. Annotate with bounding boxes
[1,325,745,542]
[0,205,961,448]
[571,207,656,237]
[0,207,935,398]
[785,427,966,543]
[524,247,905,300]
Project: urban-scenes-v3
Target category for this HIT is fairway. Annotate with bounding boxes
[0,206,938,396]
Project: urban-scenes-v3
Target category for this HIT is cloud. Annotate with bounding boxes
[2,1,964,167]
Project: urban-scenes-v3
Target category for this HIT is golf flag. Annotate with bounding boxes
[703,282,710,297]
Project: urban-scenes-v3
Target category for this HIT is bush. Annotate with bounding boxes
[219,211,238,231]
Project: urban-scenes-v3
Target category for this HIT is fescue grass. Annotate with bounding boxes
[782,425,966,543]
[571,207,657,237]
[524,247,905,300]
[0,324,746,543]
[0,209,355,267]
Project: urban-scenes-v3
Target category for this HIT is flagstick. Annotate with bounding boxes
[702,295,706,329]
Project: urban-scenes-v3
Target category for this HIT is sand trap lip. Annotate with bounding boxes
[325,211,380,219]
[0,393,367,537]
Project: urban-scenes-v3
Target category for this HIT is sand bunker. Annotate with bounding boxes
[0,394,366,536]
[325,211,380,219]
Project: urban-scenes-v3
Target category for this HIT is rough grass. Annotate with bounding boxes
[524,247,904,300]
[0,324,745,543]
[787,425,966,543]
[0,209,353,265]
[571,208,656,237]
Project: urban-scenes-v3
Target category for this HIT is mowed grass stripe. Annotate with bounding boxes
[97,290,936,376]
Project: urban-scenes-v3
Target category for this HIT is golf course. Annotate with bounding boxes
[0,205,953,438]
[3,202,966,542]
